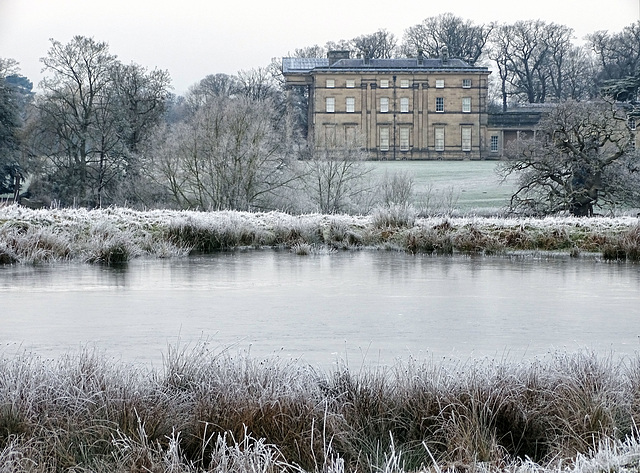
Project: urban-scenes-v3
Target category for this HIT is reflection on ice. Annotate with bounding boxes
[1,251,639,368]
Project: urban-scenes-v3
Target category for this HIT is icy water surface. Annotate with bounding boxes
[1,251,639,368]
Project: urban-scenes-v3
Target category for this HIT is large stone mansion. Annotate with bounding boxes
[282,50,541,160]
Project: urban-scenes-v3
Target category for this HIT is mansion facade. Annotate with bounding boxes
[283,51,528,160]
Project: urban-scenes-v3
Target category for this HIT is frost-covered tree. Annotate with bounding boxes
[31,36,171,206]
[185,73,240,113]
[33,36,118,205]
[301,131,373,214]
[499,100,639,216]
[147,95,298,211]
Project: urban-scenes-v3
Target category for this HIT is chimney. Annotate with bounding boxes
[440,46,449,64]
[327,50,350,66]
[417,48,424,66]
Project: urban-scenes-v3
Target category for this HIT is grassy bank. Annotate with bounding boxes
[1,205,639,264]
[1,347,640,472]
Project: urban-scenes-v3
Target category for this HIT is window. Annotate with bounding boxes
[345,126,357,146]
[326,97,335,113]
[326,79,335,88]
[400,97,409,113]
[490,135,499,153]
[380,79,389,88]
[629,117,637,130]
[435,97,444,112]
[435,127,445,151]
[462,79,472,88]
[462,127,472,152]
[346,97,355,113]
[380,127,390,151]
[346,79,355,88]
[462,97,471,113]
[400,79,410,88]
[380,97,389,113]
[325,125,336,147]
[435,79,444,88]
[400,127,410,151]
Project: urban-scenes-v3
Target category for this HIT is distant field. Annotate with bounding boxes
[369,160,515,212]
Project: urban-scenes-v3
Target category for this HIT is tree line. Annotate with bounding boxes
[296,14,640,109]
[1,14,640,215]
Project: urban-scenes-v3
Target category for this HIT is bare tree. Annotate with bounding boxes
[324,39,352,53]
[378,170,414,206]
[147,95,297,211]
[111,63,171,153]
[502,20,551,104]
[489,21,586,106]
[499,100,638,216]
[294,45,325,58]
[401,13,492,64]
[544,23,577,101]
[487,25,513,111]
[237,67,280,102]
[352,29,398,59]
[302,131,373,214]
[589,22,640,84]
[31,37,172,206]
[561,46,599,101]
[34,36,118,205]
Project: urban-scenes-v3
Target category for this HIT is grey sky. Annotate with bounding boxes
[0,0,638,94]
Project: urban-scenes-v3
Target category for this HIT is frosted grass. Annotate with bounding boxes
[1,205,639,264]
[2,348,640,471]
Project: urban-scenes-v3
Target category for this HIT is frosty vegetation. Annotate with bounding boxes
[2,346,640,472]
[1,205,640,265]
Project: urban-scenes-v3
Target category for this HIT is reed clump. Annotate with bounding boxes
[2,348,640,472]
[602,224,640,261]
[371,204,417,230]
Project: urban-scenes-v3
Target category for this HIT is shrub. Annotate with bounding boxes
[0,244,17,264]
[370,204,417,229]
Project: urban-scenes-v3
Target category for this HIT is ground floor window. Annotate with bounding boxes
[380,127,390,151]
[325,125,336,147]
[435,127,445,151]
[345,126,357,146]
[490,135,499,152]
[462,128,472,151]
[400,127,410,151]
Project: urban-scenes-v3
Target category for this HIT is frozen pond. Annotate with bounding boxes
[1,251,639,369]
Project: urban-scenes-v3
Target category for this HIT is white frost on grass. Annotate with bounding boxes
[0,205,638,264]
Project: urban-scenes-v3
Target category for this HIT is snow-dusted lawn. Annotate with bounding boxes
[1,205,639,264]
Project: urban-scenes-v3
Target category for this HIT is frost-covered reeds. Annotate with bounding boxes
[1,205,640,264]
[1,348,640,472]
